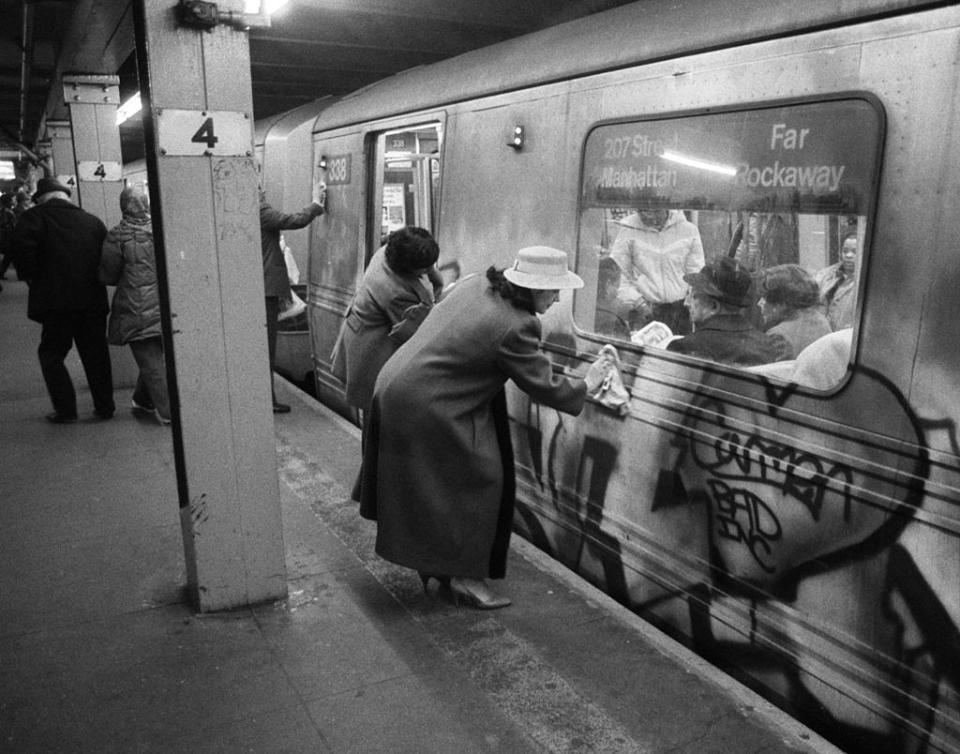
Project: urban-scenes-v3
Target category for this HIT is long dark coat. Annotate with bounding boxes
[337,246,434,409]
[13,198,108,323]
[360,273,586,580]
[666,312,792,365]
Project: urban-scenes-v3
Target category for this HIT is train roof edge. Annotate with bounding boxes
[275,0,945,136]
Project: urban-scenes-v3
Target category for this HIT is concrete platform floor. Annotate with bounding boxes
[0,278,840,753]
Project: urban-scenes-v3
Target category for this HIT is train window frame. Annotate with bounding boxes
[366,120,444,264]
[572,93,885,393]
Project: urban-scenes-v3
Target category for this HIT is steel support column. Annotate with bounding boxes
[61,74,123,228]
[42,120,76,192]
[132,0,286,611]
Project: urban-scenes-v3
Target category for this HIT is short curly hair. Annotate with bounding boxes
[760,264,820,310]
[384,226,439,275]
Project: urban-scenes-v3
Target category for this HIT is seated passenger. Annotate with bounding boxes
[666,257,792,366]
[758,264,832,356]
[594,256,631,340]
[816,231,858,330]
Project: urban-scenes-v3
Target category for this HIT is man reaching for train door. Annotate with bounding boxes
[259,182,326,413]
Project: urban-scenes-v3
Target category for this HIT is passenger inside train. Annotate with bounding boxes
[608,207,703,334]
[757,263,832,356]
[663,256,793,365]
[594,256,631,340]
[816,230,859,330]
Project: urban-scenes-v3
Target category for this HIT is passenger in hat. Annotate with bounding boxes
[359,245,612,609]
[13,174,114,422]
[666,256,792,366]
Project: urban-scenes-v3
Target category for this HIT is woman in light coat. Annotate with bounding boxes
[360,246,606,609]
[98,187,170,424]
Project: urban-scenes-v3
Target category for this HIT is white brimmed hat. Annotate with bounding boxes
[503,246,584,290]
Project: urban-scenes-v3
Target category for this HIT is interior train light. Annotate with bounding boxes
[117,92,142,125]
[508,125,525,151]
[660,149,737,177]
[318,156,327,170]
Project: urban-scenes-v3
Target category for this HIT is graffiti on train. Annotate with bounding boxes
[688,409,855,575]
[511,362,960,753]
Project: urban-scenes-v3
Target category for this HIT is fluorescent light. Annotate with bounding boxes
[661,149,737,177]
[0,160,14,180]
[117,92,142,125]
[244,0,289,13]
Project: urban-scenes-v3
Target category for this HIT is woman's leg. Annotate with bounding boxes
[129,337,171,422]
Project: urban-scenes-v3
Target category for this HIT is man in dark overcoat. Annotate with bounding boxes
[14,177,114,423]
[666,257,792,366]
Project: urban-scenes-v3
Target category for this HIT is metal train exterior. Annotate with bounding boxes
[250,1,960,751]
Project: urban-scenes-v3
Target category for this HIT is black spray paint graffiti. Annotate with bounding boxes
[515,360,959,754]
[689,403,854,574]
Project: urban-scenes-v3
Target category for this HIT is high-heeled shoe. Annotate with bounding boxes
[418,573,451,594]
[448,577,511,610]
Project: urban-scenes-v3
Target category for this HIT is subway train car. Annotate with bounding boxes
[257,1,960,751]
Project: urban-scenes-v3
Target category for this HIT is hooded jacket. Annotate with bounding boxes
[99,193,160,345]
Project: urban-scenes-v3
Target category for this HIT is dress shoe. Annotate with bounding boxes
[272,402,291,414]
[45,412,77,424]
[449,577,511,610]
[93,409,114,421]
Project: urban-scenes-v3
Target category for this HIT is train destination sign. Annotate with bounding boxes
[582,99,881,214]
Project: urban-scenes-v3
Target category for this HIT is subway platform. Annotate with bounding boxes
[0,277,841,754]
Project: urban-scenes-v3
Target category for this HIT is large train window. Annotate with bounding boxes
[369,123,442,258]
[573,98,882,388]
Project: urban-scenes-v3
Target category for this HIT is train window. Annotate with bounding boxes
[369,123,442,256]
[573,98,882,388]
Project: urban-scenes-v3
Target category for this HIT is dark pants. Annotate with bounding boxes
[265,296,280,402]
[38,309,114,418]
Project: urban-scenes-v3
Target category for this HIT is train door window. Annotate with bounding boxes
[573,98,882,389]
[369,123,442,261]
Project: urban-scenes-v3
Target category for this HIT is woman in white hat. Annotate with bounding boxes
[358,246,606,609]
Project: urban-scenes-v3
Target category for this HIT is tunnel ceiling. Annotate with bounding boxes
[0,0,639,165]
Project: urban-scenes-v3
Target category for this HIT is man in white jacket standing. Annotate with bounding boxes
[609,208,704,335]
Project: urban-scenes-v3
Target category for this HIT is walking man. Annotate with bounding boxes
[14,177,114,423]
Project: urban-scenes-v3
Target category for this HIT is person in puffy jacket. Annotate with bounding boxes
[99,187,170,425]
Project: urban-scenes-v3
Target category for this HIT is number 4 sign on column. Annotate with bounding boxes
[156,110,253,157]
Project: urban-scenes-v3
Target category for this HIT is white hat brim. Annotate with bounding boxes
[503,268,584,290]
